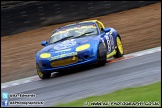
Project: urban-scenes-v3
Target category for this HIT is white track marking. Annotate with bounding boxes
[126,47,161,57]
[1,46,161,89]
[1,76,40,89]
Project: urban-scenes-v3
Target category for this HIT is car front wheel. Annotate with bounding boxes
[96,42,107,67]
[36,65,51,79]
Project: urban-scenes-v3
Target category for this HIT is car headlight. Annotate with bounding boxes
[76,44,90,52]
[40,53,51,58]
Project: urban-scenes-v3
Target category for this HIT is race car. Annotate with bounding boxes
[35,20,124,79]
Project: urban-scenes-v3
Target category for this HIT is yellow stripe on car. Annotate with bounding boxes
[51,26,97,37]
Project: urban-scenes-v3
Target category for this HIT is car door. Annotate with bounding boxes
[103,31,115,54]
[96,21,115,55]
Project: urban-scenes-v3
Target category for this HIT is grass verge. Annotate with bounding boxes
[53,81,161,107]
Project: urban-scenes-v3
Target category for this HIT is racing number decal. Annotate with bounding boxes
[109,32,114,50]
[105,33,111,51]
[105,32,114,52]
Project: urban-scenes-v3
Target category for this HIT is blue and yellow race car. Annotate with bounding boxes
[35,20,124,79]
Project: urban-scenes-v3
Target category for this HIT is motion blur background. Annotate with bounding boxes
[1,1,159,36]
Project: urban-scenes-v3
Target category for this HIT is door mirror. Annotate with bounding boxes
[41,41,48,46]
[103,28,110,32]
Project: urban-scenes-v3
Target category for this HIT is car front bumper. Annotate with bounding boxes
[38,57,97,73]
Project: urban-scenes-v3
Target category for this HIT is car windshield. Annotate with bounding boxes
[49,22,98,44]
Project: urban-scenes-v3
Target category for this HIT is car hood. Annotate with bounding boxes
[40,36,98,53]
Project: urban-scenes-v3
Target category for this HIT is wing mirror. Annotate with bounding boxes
[100,28,111,38]
[103,28,110,33]
[41,41,48,46]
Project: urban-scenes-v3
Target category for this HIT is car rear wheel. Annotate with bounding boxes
[36,65,51,79]
[114,35,124,58]
[96,42,107,66]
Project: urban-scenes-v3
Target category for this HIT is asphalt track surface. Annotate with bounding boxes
[1,51,161,107]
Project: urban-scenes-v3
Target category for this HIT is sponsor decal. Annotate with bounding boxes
[55,48,71,53]
[54,39,76,50]
[49,52,77,61]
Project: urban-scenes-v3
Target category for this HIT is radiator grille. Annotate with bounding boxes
[51,56,78,67]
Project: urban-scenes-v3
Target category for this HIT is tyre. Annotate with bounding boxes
[96,42,107,66]
[36,65,51,79]
[114,35,124,58]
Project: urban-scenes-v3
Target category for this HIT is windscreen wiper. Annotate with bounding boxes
[54,35,74,43]
[74,31,94,38]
